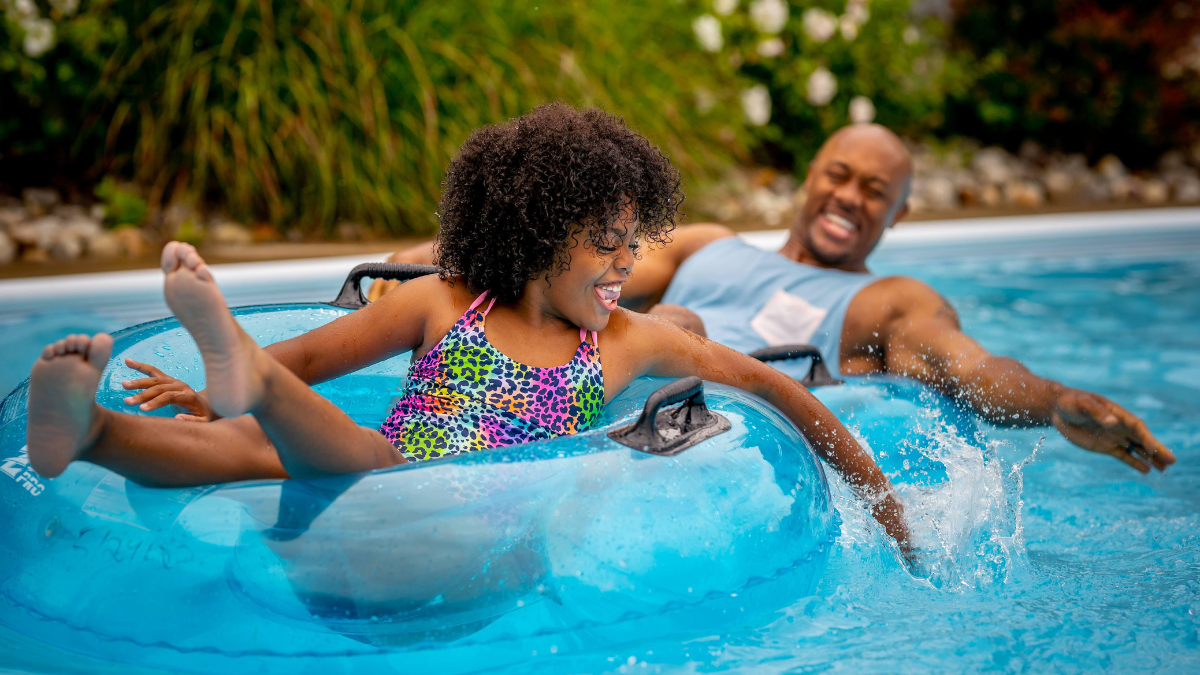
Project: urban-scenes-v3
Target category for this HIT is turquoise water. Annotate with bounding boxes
[1,230,1199,673]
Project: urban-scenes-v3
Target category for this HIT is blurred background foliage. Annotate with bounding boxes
[1,0,1199,235]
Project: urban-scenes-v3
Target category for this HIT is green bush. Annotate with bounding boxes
[945,0,1200,166]
[1,0,744,235]
[684,0,967,173]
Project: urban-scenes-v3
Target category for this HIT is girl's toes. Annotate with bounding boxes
[161,241,182,272]
[88,333,113,364]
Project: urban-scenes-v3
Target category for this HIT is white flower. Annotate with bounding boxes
[849,96,875,124]
[750,0,789,35]
[713,0,739,17]
[741,85,772,126]
[802,8,837,43]
[806,67,837,106]
[903,25,920,45]
[21,18,54,57]
[757,37,785,58]
[693,15,723,53]
[49,0,79,15]
[839,14,858,41]
[845,0,870,25]
[5,0,37,21]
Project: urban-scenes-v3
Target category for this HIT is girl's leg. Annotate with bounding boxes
[162,242,403,479]
[26,333,286,485]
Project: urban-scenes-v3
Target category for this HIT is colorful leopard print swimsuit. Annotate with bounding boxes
[379,291,606,462]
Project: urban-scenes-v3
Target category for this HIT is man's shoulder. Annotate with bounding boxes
[854,274,946,317]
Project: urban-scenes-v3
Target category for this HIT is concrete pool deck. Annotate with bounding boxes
[1,206,1198,319]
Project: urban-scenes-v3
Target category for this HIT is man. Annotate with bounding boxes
[370,124,1173,473]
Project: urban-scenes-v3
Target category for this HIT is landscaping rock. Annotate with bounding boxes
[87,232,124,260]
[0,231,15,265]
[10,216,62,249]
[338,222,366,242]
[48,230,84,260]
[22,187,60,217]
[1005,179,1046,208]
[1138,178,1170,205]
[972,147,1015,185]
[112,226,150,258]
[208,221,254,246]
[0,206,27,231]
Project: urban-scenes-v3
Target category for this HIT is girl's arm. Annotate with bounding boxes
[263,273,444,385]
[608,311,913,555]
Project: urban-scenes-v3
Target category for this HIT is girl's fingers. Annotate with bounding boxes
[124,358,166,378]
[141,391,188,411]
[175,413,209,422]
[122,377,164,391]
[124,384,172,405]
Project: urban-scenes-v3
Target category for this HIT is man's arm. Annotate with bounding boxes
[367,241,436,302]
[619,223,735,312]
[861,277,1175,473]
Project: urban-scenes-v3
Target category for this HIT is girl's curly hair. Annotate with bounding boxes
[434,103,683,304]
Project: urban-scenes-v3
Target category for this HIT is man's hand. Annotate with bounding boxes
[122,359,215,422]
[1051,388,1176,473]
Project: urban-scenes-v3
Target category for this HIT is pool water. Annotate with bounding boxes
[1,219,1199,673]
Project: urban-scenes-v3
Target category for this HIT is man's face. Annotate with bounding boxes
[795,127,911,269]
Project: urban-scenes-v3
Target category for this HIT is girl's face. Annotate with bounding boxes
[546,202,640,332]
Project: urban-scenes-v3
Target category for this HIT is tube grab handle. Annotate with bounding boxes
[329,263,440,309]
[748,344,844,388]
[608,376,731,456]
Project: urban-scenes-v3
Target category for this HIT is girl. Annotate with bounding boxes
[25,104,911,553]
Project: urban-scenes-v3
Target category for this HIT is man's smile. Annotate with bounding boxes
[818,211,859,242]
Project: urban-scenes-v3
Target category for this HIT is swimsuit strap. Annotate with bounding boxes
[467,291,490,313]
[578,328,599,346]
[463,290,492,317]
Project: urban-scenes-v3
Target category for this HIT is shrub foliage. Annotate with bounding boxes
[1,0,742,234]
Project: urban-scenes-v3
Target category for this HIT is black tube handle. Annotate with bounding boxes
[748,343,844,388]
[608,376,731,456]
[329,262,440,309]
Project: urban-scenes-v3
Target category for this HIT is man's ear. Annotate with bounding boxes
[888,201,910,229]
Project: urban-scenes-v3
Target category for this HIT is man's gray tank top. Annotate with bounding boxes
[660,236,875,378]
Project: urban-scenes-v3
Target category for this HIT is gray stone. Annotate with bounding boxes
[89,204,106,222]
[22,187,61,217]
[1043,169,1079,202]
[48,230,84,260]
[10,216,62,249]
[1096,155,1127,180]
[112,227,150,258]
[208,221,253,246]
[972,147,1014,185]
[1109,175,1136,201]
[53,204,86,219]
[980,183,1004,208]
[1172,173,1200,202]
[0,206,26,230]
[0,231,14,265]
[1159,150,1188,172]
[1018,140,1045,163]
[87,232,123,260]
[1005,180,1046,208]
[1138,178,1169,205]
[919,175,959,210]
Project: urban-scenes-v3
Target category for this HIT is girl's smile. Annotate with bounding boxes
[594,280,624,311]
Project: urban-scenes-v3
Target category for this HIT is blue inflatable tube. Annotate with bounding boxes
[0,301,838,672]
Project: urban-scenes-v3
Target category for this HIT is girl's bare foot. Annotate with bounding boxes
[161,242,264,418]
[27,333,113,478]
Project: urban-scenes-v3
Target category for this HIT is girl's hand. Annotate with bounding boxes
[121,359,215,421]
